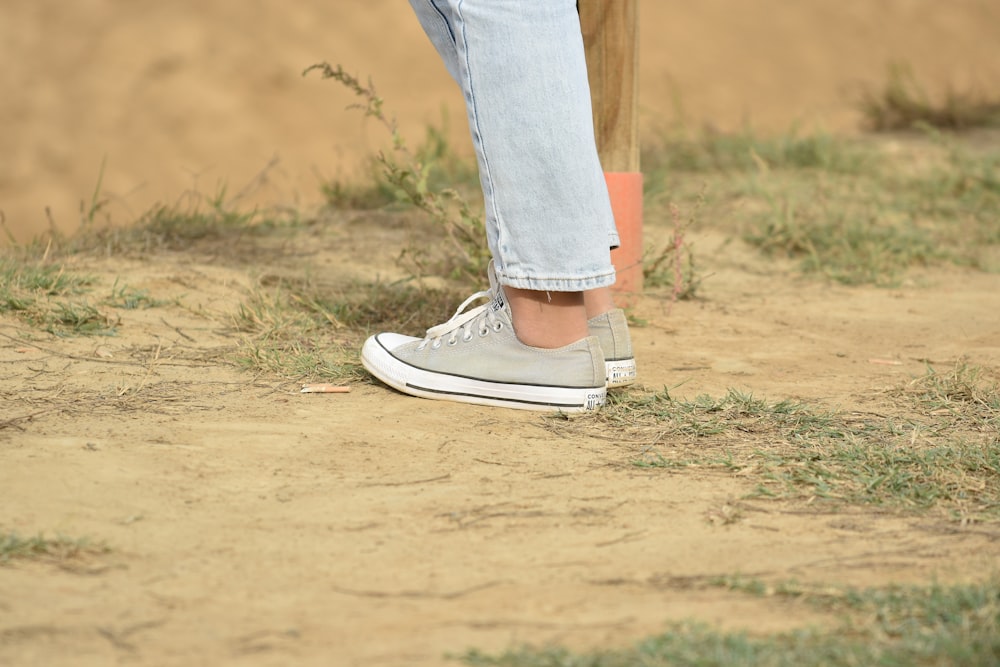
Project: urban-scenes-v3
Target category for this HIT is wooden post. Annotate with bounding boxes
[579,0,643,296]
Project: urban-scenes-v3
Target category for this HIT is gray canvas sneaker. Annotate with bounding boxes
[361,283,607,412]
[587,309,637,388]
[478,262,636,388]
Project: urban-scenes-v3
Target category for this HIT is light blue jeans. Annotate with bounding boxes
[409,0,620,291]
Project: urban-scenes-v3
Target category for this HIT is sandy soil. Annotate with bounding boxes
[2,221,999,666]
[2,2,1000,666]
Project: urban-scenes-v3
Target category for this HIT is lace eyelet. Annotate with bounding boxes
[478,327,489,337]
[431,340,442,350]
[462,332,474,342]
[447,337,458,346]
[493,322,503,332]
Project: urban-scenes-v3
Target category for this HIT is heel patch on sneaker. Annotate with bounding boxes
[606,359,637,388]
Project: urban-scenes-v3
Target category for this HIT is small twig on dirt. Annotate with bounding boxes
[97,627,137,653]
[227,155,281,209]
[300,383,351,394]
[96,620,165,653]
[160,317,196,342]
[234,628,301,654]
[472,458,504,466]
[57,562,126,576]
[458,617,636,631]
[0,410,57,431]
[594,530,649,548]
[330,580,501,600]
[360,474,451,487]
[130,341,164,397]
[447,510,552,529]
[669,202,685,307]
[0,332,213,369]
[0,332,142,367]
[869,358,904,366]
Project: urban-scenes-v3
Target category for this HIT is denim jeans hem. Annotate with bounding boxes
[496,268,617,293]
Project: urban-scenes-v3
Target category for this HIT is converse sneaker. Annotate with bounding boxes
[483,262,637,388]
[587,309,637,388]
[361,283,607,412]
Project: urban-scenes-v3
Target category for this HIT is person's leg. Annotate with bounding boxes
[361,0,633,410]
[410,0,635,385]
[410,0,620,336]
[583,287,616,320]
[407,0,626,355]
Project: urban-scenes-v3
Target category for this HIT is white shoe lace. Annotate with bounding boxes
[416,289,505,351]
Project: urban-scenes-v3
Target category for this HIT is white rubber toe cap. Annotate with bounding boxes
[371,332,420,351]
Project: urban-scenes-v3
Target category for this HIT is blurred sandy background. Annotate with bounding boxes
[2,0,999,243]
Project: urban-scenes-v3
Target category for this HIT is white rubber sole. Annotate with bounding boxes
[606,358,637,388]
[361,336,606,413]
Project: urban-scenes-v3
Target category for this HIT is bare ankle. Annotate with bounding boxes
[505,288,588,348]
[583,286,616,320]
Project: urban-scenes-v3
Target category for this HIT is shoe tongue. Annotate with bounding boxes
[489,284,507,314]
[486,261,513,320]
[487,259,500,292]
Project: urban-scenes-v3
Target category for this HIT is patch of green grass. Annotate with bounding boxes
[103,279,169,310]
[460,578,1000,667]
[587,388,847,442]
[44,301,116,336]
[0,256,92,302]
[0,255,118,335]
[859,62,1000,132]
[886,140,1000,260]
[126,198,264,247]
[2,253,174,335]
[232,285,358,381]
[748,141,1000,283]
[0,531,109,564]
[77,184,300,257]
[554,363,1000,520]
[642,128,872,177]
[231,275,467,381]
[896,360,1000,431]
[235,335,359,381]
[744,181,947,286]
[641,125,1000,286]
[752,437,999,517]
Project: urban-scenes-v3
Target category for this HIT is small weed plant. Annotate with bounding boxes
[305,62,489,283]
[644,198,705,301]
[860,62,1000,132]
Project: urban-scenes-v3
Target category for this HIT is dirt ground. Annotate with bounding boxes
[2,2,1000,666]
[2,224,999,666]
